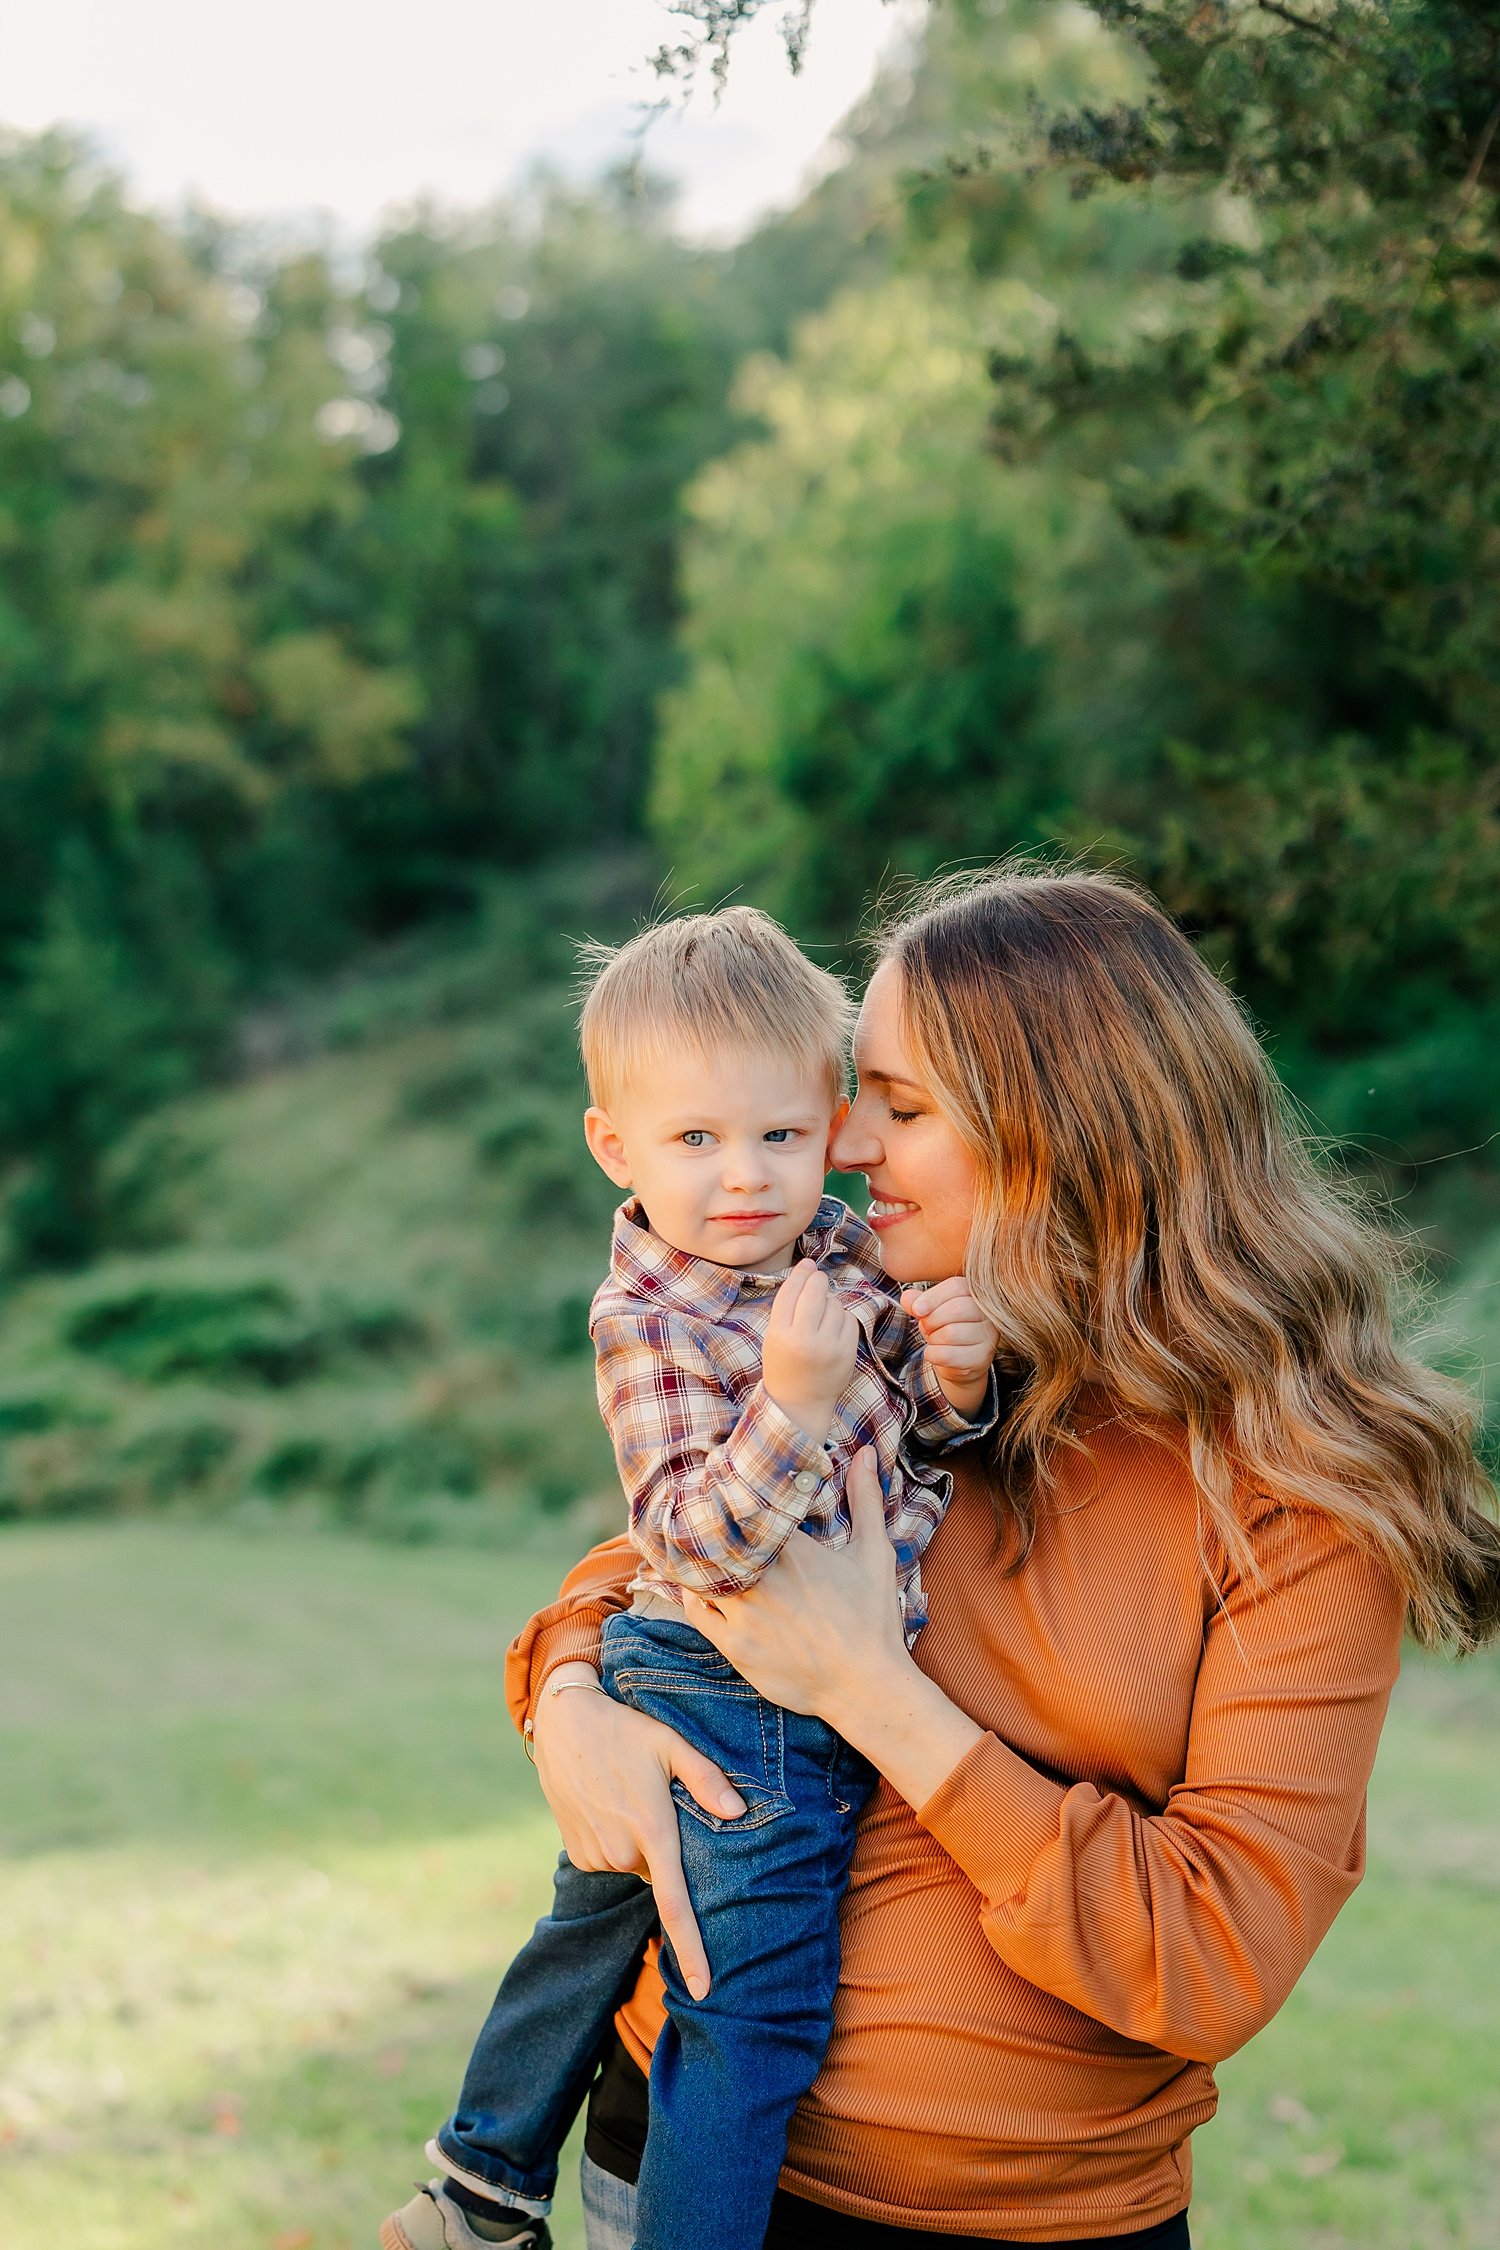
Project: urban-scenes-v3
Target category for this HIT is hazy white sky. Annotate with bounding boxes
[0,0,911,240]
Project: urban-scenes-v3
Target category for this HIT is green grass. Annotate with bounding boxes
[1,1521,1496,2250]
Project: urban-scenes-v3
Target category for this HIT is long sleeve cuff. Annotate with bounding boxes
[721,1383,835,1506]
[909,1359,1002,1449]
[503,1533,635,1733]
[633,1384,835,1597]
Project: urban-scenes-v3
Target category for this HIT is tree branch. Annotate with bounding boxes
[1459,92,1500,203]
[1254,0,1343,48]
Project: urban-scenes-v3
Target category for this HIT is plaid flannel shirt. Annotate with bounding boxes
[590,1195,998,1643]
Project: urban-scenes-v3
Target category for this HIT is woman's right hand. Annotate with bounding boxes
[529,1660,746,1999]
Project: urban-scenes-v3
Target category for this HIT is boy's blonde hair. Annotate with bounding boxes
[578,906,853,1111]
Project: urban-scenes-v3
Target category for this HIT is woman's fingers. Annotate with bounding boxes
[668,1733,747,1821]
[651,1730,745,2000]
[846,1444,888,1538]
[681,1585,732,1651]
[640,1805,712,2001]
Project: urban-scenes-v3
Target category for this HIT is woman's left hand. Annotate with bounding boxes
[681,1447,912,1731]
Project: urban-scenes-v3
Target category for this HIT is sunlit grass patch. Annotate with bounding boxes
[1,1521,1496,2250]
[0,1521,591,2250]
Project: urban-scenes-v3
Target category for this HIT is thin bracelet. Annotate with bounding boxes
[522,1676,606,1763]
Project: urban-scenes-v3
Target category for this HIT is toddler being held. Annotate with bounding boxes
[383,908,999,2250]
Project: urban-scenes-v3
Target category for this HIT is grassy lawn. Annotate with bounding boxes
[1,1521,1496,2250]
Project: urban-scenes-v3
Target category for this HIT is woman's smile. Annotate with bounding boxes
[830,961,978,1284]
[866,1196,917,1231]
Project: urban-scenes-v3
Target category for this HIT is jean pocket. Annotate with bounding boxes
[668,1774,791,1833]
[609,1656,788,1806]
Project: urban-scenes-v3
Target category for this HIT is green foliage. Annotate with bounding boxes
[0,867,639,1533]
[654,271,1059,929]
[654,0,1500,1167]
[61,1266,425,1387]
[0,130,882,1266]
[979,0,1500,1027]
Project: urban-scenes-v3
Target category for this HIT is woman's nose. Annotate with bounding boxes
[830,1100,882,1174]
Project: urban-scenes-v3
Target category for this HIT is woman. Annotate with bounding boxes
[508,867,1500,2249]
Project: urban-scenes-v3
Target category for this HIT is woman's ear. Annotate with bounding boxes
[584,1106,633,1189]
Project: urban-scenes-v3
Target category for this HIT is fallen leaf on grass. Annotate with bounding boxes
[1268,2092,1317,2129]
[1295,2144,1345,2179]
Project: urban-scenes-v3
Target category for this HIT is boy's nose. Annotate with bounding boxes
[721,1147,772,1191]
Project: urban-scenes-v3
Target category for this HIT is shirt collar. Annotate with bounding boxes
[607,1194,870,1318]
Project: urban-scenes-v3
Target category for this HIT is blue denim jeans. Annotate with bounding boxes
[581,2151,637,2250]
[606,1613,876,2250]
[437,1611,874,2250]
[436,1853,658,2209]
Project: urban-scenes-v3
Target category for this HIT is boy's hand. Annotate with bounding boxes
[762,1258,859,1446]
[902,1277,998,1418]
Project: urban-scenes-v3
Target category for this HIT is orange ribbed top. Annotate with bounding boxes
[506,1421,1404,2241]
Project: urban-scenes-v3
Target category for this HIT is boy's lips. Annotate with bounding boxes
[710,1212,782,1227]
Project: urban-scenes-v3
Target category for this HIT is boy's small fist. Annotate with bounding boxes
[902,1276,999,1414]
[761,1258,860,1444]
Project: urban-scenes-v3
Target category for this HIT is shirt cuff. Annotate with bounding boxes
[914,1729,1069,1903]
[909,1359,1002,1447]
[721,1383,835,1516]
[504,1607,609,1734]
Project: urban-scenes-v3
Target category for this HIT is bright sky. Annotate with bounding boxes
[0,0,914,241]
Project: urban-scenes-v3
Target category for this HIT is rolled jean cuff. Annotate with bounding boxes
[427,2136,552,2218]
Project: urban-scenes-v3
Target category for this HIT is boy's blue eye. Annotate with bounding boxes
[764,1129,793,1144]
[681,1130,709,1147]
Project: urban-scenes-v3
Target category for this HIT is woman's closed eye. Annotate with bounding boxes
[887,1105,921,1125]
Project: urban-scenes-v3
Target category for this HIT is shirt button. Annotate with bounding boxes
[792,1468,819,1495]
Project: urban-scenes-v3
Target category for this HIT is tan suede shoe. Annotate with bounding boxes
[380,2180,551,2250]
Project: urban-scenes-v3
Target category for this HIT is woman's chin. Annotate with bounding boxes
[872,1233,939,1282]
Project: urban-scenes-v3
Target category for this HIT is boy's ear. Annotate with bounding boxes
[824,1098,850,1167]
[584,1106,633,1190]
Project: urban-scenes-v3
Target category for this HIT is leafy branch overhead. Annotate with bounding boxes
[648,0,823,92]
[654,0,1500,1072]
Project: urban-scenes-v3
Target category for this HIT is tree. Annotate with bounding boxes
[654,0,1500,1087]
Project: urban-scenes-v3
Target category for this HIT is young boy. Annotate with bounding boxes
[383,908,998,2250]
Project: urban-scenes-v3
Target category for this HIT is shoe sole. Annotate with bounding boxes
[379,2219,419,2250]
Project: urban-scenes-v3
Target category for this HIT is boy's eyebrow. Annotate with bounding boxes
[654,1106,831,1127]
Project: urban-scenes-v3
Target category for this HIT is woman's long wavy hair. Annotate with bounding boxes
[880,863,1500,1650]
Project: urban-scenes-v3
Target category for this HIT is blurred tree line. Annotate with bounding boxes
[0,135,870,1262]
[657,0,1500,1213]
[1,0,1498,1275]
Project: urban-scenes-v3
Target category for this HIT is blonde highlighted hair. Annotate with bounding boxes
[578,905,853,1111]
[878,862,1500,1651]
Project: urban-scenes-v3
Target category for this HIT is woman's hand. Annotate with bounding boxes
[681,1446,909,1723]
[682,1448,987,1806]
[530,1664,745,1999]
